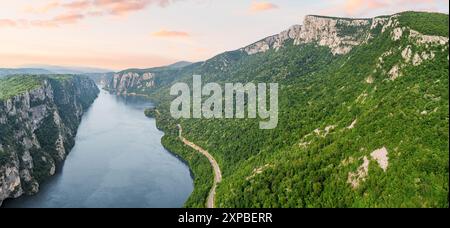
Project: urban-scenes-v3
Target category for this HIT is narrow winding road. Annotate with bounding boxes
[177,124,222,208]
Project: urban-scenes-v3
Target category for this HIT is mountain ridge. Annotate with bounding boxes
[19,65,113,74]
[0,68,53,77]
[103,11,449,208]
[106,11,449,96]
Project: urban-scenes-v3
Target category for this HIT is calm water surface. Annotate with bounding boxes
[3,89,193,208]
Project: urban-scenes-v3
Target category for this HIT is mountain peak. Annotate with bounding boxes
[242,11,449,57]
[243,14,373,56]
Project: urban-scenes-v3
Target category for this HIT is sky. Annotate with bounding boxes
[0,0,448,71]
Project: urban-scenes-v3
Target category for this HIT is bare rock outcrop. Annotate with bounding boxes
[108,72,155,95]
[243,15,372,55]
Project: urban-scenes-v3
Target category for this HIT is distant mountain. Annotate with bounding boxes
[0,68,53,77]
[83,72,115,84]
[167,61,192,69]
[19,65,113,74]
[118,61,194,74]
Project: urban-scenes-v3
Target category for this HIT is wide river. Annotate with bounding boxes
[3,88,193,208]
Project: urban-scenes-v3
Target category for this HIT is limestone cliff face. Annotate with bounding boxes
[243,15,373,55]
[242,14,448,56]
[107,72,155,95]
[0,76,99,206]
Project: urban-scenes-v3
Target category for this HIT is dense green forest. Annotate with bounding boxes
[398,11,449,37]
[120,12,449,208]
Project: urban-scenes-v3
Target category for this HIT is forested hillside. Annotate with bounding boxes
[108,11,449,208]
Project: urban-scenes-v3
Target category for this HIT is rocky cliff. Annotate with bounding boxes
[242,13,449,58]
[106,72,155,95]
[243,15,374,55]
[0,76,99,206]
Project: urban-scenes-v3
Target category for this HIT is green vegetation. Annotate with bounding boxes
[34,114,60,165]
[0,74,74,101]
[161,135,214,208]
[156,113,214,208]
[144,108,158,118]
[398,11,449,37]
[47,74,72,81]
[0,76,42,100]
[0,74,99,194]
[3,11,442,207]
[1,12,447,208]
[116,11,450,208]
[0,148,9,166]
[336,19,372,39]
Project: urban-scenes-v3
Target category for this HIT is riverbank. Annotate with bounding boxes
[150,109,215,208]
[177,124,222,208]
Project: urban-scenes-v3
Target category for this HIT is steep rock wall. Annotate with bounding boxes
[107,72,155,95]
[0,76,99,206]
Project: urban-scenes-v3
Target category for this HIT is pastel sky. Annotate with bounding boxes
[0,0,448,70]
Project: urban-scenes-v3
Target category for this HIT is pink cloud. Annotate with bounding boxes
[93,0,173,15]
[25,0,173,15]
[152,29,190,38]
[96,0,154,16]
[24,1,60,14]
[52,13,85,24]
[250,2,279,12]
[0,19,17,27]
[0,12,85,28]
[2,0,181,28]
[62,1,91,10]
[87,11,105,17]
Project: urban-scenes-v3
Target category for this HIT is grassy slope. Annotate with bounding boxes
[0,75,73,101]
[0,76,43,101]
[142,12,448,208]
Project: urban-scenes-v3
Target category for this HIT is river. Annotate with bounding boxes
[3,88,193,208]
